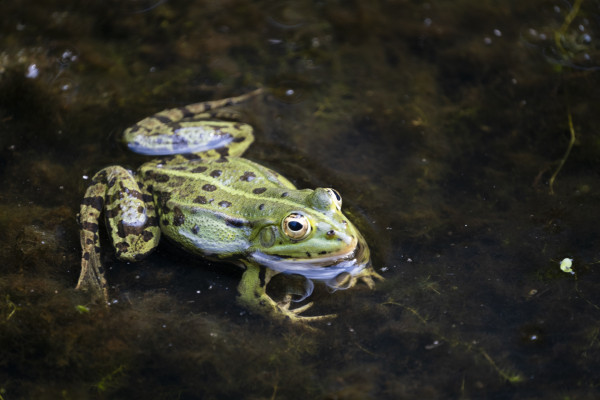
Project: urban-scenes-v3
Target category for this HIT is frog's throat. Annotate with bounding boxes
[248,238,370,281]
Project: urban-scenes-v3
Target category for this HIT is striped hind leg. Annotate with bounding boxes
[76,166,160,302]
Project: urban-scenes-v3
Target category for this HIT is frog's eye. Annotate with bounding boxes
[282,213,312,240]
[326,188,342,209]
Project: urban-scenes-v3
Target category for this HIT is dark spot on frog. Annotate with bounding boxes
[85,238,94,245]
[153,174,171,183]
[193,196,207,204]
[142,193,153,202]
[173,207,185,226]
[225,218,245,228]
[191,166,207,173]
[258,267,266,287]
[253,187,267,194]
[167,176,186,188]
[305,252,311,258]
[216,147,229,157]
[232,135,245,143]
[192,224,200,235]
[142,230,154,242]
[162,218,170,226]
[176,107,194,119]
[116,221,127,238]
[182,153,202,161]
[219,200,231,208]
[210,170,222,178]
[115,242,130,253]
[154,115,173,124]
[202,184,217,192]
[240,171,256,182]
[169,122,183,131]
[258,203,265,211]
[319,250,327,255]
[137,206,144,213]
[147,216,158,227]
[82,221,99,233]
[156,192,172,212]
[83,252,90,261]
[281,192,289,198]
[82,196,104,211]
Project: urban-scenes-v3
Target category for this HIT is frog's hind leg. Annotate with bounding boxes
[123,89,263,157]
[77,166,161,303]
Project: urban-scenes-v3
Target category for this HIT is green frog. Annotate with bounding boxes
[76,88,383,325]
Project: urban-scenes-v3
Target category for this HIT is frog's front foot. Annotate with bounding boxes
[242,292,336,327]
[278,295,336,323]
[238,264,335,327]
[327,265,384,291]
[358,266,385,289]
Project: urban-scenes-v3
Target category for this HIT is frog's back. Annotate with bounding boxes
[139,155,298,258]
[141,155,296,197]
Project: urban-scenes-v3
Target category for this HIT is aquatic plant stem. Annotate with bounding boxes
[554,0,584,59]
[548,110,576,195]
[383,300,524,382]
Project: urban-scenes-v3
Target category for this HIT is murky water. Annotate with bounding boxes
[1,0,600,398]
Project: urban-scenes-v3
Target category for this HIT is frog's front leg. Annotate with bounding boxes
[237,262,336,326]
[77,166,161,303]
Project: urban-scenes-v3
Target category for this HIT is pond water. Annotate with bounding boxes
[1,0,600,398]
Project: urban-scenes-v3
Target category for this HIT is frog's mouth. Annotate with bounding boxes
[249,237,370,281]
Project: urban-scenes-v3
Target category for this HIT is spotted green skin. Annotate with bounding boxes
[77,89,382,324]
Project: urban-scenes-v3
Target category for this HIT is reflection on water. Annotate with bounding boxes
[1,0,600,398]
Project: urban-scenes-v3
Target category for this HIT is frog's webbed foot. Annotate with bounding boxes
[76,242,109,304]
[238,264,335,326]
[328,266,384,291]
[278,295,336,323]
[357,267,385,289]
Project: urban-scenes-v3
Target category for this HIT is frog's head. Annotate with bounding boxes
[248,187,371,289]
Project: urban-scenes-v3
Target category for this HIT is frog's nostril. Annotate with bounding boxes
[326,230,335,237]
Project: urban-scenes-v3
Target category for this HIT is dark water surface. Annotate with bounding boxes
[1,0,600,398]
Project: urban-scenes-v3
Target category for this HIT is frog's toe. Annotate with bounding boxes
[283,302,337,324]
[289,301,313,314]
[295,313,337,323]
[358,268,385,289]
[278,294,293,310]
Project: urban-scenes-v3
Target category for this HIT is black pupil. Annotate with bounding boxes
[288,221,303,231]
[332,190,341,201]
